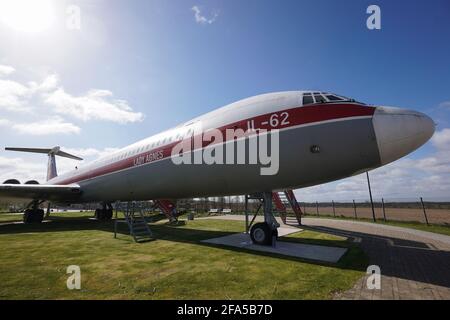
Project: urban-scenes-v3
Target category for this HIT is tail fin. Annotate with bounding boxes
[5,146,83,181]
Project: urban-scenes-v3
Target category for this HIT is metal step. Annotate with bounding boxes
[153,199,178,222]
[132,221,147,226]
[123,203,153,243]
[134,232,152,238]
[282,190,302,225]
[133,227,147,234]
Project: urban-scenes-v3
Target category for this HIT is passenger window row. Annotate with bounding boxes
[94,126,199,167]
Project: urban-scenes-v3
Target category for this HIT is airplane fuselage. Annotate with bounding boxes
[44,91,434,202]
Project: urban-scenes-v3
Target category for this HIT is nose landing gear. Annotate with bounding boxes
[250,222,278,245]
[246,192,279,246]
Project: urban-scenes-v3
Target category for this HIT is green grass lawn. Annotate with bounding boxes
[0,212,23,223]
[0,211,96,223]
[376,220,450,236]
[0,213,367,300]
[302,213,450,236]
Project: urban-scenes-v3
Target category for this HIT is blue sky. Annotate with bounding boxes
[0,0,449,201]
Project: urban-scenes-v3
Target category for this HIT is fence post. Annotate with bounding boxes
[420,197,429,226]
[245,195,249,233]
[366,172,376,222]
[353,200,357,219]
[304,203,306,215]
[332,200,336,218]
[381,198,387,222]
[316,201,319,216]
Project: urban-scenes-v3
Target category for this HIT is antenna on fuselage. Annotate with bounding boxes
[5,146,83,181]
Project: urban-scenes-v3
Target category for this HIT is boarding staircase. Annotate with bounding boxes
[272,190,302,226]
[122,204,153,243]
[153,199,178,222]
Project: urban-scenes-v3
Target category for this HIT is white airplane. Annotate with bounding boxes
[0,91,435,245]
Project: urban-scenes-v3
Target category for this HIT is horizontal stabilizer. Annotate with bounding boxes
[5,146,83,160]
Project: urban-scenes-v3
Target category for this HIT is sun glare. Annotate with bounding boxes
[0,0,56,33]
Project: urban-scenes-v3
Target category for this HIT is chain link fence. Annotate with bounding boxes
[2,196,449,226]
[301,197,450,225]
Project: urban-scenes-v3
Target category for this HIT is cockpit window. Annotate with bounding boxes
[325,94,344,101]
[314,94,327,103]
[302,92,365,106]
[302,95,314,105]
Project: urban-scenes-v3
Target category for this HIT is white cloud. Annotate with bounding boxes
[0,65,15,76]
[438,101,450,109]
[31,74,59,92]
[191,6,218,25]
[0,66,144,124]
[431,128,450,150]
[0,147,119,184]
[0,156,45,184]
[0,73,62,112]
[1,116,81,135]
[0,118,11,126]
[0,79,32,112]
[44,88,144,124]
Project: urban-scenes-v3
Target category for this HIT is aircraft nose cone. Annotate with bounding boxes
[373,106,435,165]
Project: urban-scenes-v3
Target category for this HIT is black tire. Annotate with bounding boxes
[105,209,113,220]
[23,209,32,223]
[23,209,44,224]
[95,209,103,220]
[95,209,112,220]
[35,209,44,223]
[250,222,273,245]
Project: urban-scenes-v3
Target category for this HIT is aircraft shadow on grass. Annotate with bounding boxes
[1,216,449,288]
[0,215,364,270]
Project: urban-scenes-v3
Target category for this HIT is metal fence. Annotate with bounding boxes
[2,196,449,226]
[300,197,450,225]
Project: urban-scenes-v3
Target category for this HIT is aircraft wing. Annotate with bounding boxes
[0,184,81,202]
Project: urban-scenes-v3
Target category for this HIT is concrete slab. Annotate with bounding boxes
[202,232,347,263]
[275,226,301,237]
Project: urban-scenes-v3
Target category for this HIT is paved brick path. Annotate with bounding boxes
[203,215,450,299]
[301,218,450,300]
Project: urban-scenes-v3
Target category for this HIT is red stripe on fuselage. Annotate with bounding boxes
[54,103,375,185]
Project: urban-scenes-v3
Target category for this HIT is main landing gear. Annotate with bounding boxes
[247,192,279,246]
[95,203,113,220]
[23,200,45,224]
[23,208,44,224]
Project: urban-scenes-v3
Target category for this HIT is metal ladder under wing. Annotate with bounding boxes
[122,203,153,243]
